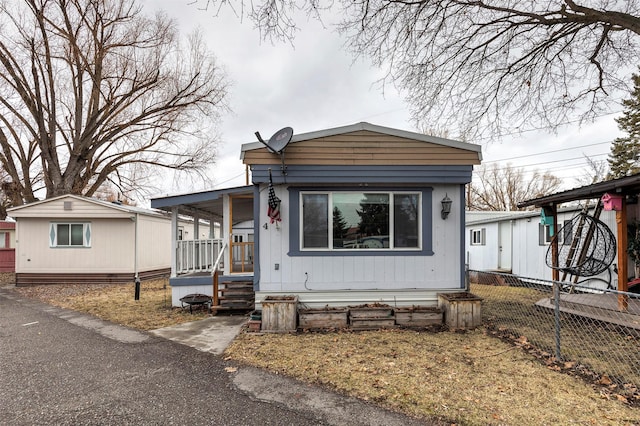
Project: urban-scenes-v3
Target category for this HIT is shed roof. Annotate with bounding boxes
[7,194,168,219]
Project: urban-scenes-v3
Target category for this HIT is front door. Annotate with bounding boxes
[498,221,512,271]
[229,195,254,273]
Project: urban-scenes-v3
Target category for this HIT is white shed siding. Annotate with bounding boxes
[466,222,499,271]
[137,215,172,271]
[15,217,135,273]
[258,184,463,293]
[467,208,619,289]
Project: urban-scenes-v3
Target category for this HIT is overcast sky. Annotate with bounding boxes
[145,0,624,199]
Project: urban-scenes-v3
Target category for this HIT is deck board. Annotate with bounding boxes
[535,293,640,331]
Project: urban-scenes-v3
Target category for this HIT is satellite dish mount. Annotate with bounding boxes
[255,126,293,175]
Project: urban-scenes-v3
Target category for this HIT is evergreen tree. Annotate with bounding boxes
[357,194,389,236]
[608,72,640,179]
[332,207,349,240]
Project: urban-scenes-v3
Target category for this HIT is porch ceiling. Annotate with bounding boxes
[150,185,254,223]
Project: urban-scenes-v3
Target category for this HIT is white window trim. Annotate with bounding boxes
[49,222,91,248]
[539,223,554,245]
[299,191,422,251]
[470,228,486,246]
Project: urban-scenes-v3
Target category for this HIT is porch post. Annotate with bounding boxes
[617,198,628,311]
[171,207,178,277]
[193,213,200,239]
[551,203,559,282]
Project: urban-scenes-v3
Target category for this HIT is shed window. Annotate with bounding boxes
[561,219,572,246]
[50,223,91,247]
[539,224,554,245]
[470,228,486,246]
[300,191,420,251]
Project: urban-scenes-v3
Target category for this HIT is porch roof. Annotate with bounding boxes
[150,185,254,222]
[518,173,640,208]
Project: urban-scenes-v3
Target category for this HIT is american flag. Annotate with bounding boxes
[267,180,281,224]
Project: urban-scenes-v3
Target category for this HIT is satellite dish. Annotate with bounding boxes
[255,127,293,154]
[268,127,293,153]
[254,126,294,176]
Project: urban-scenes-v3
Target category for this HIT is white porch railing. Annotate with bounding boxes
[176,239,224,274]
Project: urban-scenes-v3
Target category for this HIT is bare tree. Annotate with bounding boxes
[468,164,562,211]
[195,0,639,139]
[575,154,609,186]
[0,0,228,208]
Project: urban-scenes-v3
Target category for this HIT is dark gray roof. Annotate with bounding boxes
[518,174,640,208]
[150,185,254,222]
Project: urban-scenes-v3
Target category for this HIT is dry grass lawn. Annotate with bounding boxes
[12,279,212,330]
[10,279,640,425]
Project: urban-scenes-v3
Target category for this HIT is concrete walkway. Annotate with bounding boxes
[150,314,247,355]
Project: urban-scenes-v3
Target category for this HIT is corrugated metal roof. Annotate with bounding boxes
[518,173,640,208]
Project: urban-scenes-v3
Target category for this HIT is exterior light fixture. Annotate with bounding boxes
[441,194,452,219]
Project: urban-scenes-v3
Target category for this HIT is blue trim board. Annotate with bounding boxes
[287,186,434,257]
[253,184,261,291]
[251,165,473,185]
[170,274,254,287]
[151,185,253,209]
[170,275,212,287]
[459,185,466,289]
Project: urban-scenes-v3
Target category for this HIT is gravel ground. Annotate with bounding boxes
[0,272,15,286]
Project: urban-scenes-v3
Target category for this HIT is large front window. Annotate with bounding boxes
[301,192,420,250]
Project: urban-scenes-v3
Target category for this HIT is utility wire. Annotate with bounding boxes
[482,140,612,164]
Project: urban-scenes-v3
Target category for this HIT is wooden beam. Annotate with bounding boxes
[551,204,559,281]
[213,269,219,308]
[617,198,629,311]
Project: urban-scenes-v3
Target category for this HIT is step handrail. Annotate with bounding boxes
[212,241,227,275]
[212,242,227,307]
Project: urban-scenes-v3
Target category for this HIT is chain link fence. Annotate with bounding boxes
[469,270,640,393]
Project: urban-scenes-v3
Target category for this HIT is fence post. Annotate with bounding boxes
[553,281,562,361]
[465,263,470,292]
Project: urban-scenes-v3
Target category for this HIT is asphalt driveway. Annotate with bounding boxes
[0,287,434,425]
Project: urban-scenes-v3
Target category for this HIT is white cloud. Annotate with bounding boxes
[145,0,625,197]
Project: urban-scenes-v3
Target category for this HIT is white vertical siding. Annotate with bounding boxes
[469,209,620,289]
[259,184,463,293]
[137,215,172,271]
[15,217,135,273]
[465,222,499,271]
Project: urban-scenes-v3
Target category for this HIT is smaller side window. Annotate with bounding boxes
[470,228,486,246]
[562,220,573,246]
[0,231,6,249]
[538,224,554,245]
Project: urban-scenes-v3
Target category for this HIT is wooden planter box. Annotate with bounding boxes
[348,304,395,330]
[261,296,298,332]
[298,307,348,330]
[394,306,443,327]
[438,292,483,330]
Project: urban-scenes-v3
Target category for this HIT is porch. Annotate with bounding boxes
[171,237,255,309]
[150,185,256,309]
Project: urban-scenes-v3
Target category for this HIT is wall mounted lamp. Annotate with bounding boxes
[441,194,452,220]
